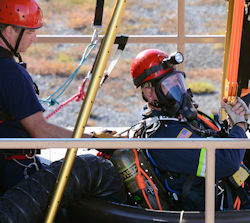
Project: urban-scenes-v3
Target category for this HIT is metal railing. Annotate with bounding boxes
[37,34,225,44]
[37,0,226,70]
[0,137,249,223]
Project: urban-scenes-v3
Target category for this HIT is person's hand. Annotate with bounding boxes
[91,129,128,138]
[91,129,128,157]
[221,97,249,131]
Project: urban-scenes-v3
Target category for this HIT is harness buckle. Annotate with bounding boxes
[228,163,250,188]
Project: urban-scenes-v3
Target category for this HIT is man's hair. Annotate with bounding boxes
[0,24,21,33]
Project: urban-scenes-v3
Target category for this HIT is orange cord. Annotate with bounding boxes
[233,181,245,210]
[139,166,163,210]
[234,196,241,210]
[197,113,219,132]
[233,161,245,210]
[133,148,163,210]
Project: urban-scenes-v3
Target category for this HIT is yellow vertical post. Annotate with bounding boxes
[221,0,234,105]
[44,1,127,222]
[178,0,185,70]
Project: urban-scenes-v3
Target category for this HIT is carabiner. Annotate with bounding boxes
[24,162,39,179]
[91,24,102,45]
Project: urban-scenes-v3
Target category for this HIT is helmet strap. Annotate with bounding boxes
[141,91,166,111]
[14,29,25,63]
[0,28,25,64]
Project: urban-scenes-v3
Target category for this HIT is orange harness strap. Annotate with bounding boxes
[227,0,245,104]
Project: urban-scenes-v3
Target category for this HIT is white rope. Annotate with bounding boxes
[12,156,39,179]
[179,210,185,223]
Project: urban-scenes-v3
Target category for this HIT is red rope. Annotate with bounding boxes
[45,78,87,120]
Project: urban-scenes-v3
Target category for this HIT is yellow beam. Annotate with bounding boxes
[221,0,234,120]
[44,1,127,222]
[221,0,234,102]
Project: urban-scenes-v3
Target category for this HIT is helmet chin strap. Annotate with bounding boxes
[0,28,25,64]
[149,100,163,109]
[142,91,175,115]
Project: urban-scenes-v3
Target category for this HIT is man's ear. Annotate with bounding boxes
[3,26,17,37]
[4,26,17,38]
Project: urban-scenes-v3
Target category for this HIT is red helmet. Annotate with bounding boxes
[130,49,173,88]
[0,0,43,29]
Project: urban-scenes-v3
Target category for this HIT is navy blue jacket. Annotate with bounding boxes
[0,48,44,192]
[0,48,44,138]
[143,107,247,191]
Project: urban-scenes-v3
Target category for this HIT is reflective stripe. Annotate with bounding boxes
[196,148,206,177]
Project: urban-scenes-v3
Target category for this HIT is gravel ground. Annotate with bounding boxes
[32,0,226,129]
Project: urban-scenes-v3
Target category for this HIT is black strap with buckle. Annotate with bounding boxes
[93,0,104,27]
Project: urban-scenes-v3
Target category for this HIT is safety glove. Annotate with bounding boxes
[91,129,128,138]
[91,129,128,156]
[222,97,250,131]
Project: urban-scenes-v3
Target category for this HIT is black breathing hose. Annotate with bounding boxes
[0,154,126,223]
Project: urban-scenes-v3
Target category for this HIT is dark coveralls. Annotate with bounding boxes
[143,107,247,210]
[0,46,44,194]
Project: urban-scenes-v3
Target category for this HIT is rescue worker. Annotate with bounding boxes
[129,48,249,210]
[0,0,124,204]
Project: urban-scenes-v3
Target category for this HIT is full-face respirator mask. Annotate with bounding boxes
[154,70,198,121]
[132,50,198,121]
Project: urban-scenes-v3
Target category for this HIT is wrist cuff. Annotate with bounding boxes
[235,122,248,132]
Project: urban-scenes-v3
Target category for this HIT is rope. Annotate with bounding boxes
[233,181,245,210]
[45,78,87,120]
[179,210,184,223]
[41,26,99,119]
[133,148,163,210]
[197,113,219,132]
[12,157,39,179]
[40,42,96,106]
[43,36,128,120]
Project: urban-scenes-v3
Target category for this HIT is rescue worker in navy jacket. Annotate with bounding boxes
[129,48,249,210]
[0,0,103,196]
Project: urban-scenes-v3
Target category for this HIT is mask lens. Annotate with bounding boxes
[160,72,187,103]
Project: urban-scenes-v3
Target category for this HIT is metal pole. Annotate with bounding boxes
[205,145,215,223]
[221,0,234,119]
[178,0,185,70]
[221,0,234,98]
[36,34,225,44]
[44,1,127,222]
